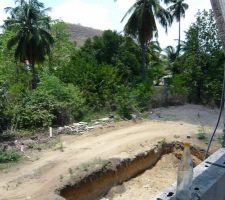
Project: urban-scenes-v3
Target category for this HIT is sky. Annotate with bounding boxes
[0,0,212,48]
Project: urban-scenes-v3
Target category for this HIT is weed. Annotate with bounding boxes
[197,132,207,140]
[0,149,21,163]
[76,158,108,174]
[0,130,16,142]
[196,117,208,142]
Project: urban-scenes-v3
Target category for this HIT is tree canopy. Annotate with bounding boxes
[4,0,54,88]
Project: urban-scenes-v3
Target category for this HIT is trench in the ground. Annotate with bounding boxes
[57,142,205,200]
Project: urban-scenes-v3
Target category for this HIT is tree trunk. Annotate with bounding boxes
[31,63,39,89]
[177,20,181,54]
[210,0,225,147]
[141,43,146,80]
[177,11,181,55]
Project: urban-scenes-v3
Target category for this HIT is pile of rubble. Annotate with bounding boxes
[0,117,115,152]
[57,117,114,135]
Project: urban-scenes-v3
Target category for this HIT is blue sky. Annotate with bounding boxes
[0,0,212,48]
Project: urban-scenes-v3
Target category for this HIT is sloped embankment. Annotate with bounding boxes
[57,142,204,200]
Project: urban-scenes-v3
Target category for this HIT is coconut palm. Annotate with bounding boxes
[163,45,178,73]
[120,0,172,79]
[146,41,166,85]
[167,0,188,54]
[164,46,177,61]
[3,0,54,89]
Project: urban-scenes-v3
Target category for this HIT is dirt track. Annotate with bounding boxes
[0,104,222,200]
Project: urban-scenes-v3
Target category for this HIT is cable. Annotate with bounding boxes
[204,67,225,160]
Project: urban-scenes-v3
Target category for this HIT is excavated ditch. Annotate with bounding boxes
[57,142,205,200]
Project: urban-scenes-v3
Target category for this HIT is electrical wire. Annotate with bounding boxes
[204,68,225,160]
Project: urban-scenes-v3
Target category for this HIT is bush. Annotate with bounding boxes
[37,75,86,124]
[168,74,188,95]
[0,130,16,142]
[0,81,10,132]
[58,56,121,111]
[114,86,136,119]
[197,132,207,140]
[0,149,20,163]
[9,75,86,129]
[131,81,153,109]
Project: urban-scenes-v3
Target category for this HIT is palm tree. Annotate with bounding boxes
[146,41,166,85]
[3,0,54,89]
[120,0,172,79]
[164,46,177,61]
[163,45,178,73]
[167,0,188,54]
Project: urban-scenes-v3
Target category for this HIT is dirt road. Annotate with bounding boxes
[0,104,222,200]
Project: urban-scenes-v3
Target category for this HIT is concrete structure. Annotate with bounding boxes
[153,148,225,200]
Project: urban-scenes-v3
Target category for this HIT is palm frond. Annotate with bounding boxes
[121,1,139,22]
[4,0,54,65]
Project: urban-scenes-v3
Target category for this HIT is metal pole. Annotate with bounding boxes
[219,0,225,148]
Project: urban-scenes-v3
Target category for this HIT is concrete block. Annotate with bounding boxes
[153,148,225,200]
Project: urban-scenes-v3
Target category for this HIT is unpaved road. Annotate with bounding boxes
[0,104,222,200]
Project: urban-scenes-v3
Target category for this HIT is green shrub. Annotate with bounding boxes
[0,149,20,163]
[10,75,86,129]
[115,86,136,119]
[131,81,153,109]
[59,57,121,111]
[197,132,207,140]
[0,131,15,142]
[37,75,86,124]
[0,81,10,133]
[169,74,188,95]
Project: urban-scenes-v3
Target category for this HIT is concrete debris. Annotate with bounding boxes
[57,117,114,135]
[0,116,115,152]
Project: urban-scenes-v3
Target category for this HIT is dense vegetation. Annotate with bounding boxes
[169,10,224,105]
[0,0,224,143]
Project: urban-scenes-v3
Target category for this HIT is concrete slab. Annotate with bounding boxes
[153,148,225,200]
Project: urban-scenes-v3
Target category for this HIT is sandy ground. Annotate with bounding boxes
[0,104,223,200]
[104,152,202,200]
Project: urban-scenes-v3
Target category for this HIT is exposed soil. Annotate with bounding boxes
[0,104,222,200]
[104,151,202,200]
[59,142,203,200]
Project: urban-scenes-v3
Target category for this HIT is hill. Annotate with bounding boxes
[68,24,103,46]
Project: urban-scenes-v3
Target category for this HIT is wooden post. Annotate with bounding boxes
[49,127,53,138]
